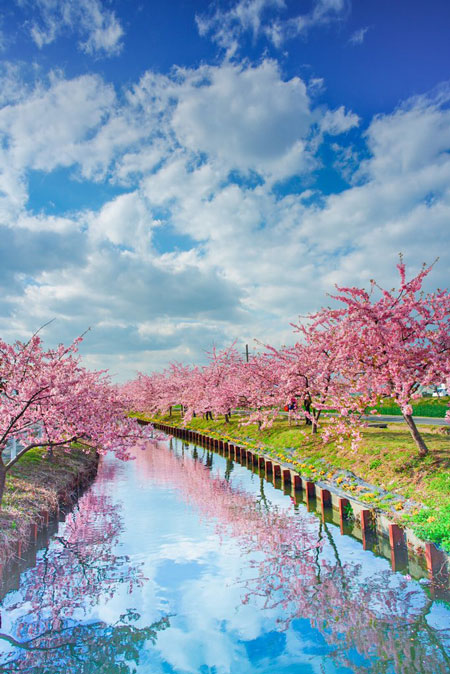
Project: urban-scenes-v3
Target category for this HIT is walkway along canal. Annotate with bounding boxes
[0,435,449,672]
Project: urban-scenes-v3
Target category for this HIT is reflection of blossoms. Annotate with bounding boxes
[261,544,450,673]
[0,458,161,672]
[144,441,450,674]
[144,441,321,567]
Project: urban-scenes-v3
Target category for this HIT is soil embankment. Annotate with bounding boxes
[0,445,99,568]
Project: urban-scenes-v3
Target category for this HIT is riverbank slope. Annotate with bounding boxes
[0,445,98,565]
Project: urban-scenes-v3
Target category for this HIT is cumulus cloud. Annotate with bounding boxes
[0,60,449,379]
[170,60,315,180]
[360,89,450,180]
[87,191,155,250]
[0,73,115,175]
[0,223,86,290]
[21,0,124,56]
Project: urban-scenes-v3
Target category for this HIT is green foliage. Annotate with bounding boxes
[407,504,450,552]
[369,459,382,469]
[0,445,98,565]
[18,448,47,464]
[343,502,353,519]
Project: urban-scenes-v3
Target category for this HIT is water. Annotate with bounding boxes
[0,438,449,673]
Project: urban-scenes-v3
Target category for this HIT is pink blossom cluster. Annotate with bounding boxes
[0,333,154,505]
[124,261,450,457]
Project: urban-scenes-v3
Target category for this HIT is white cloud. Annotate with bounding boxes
[197,0,350,54]
[267,0,350,46]
[360,90,450,179]
[23,0,124,56]
[196,0,285,56]
[349,26,369,45]
[0,62,34,107]
[170,60,315,180]
[0,72,115,174]
[320,105,360,135]
[87,191,156,251]
[0,61,449,380]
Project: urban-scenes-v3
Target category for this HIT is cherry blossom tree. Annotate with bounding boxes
[0,333,153,507]
[237,351,285,429]
[123,260,449,457]
[187,345,244,423]
[317,259,450,456]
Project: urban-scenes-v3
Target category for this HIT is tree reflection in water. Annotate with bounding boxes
[0,441,449,673]
[0,457,171,673]
[145,441,450,674]
[0,611,170,673]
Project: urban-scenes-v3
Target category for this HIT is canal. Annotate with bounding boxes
[0,437,449,673]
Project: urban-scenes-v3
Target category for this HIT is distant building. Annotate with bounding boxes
[418,384,448,397]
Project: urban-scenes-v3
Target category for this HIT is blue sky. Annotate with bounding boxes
[0,0,449,379]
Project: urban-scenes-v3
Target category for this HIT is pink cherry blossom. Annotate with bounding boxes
[0,333,155,507]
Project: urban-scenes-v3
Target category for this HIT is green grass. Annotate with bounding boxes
[404,504,450,552]
[373,396,449,418]
[140,409,450,551]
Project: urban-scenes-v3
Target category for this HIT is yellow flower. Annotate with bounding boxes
[427,516,436,523]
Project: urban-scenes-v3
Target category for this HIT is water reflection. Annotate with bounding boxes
[0,440,448,673]
[144,441,450,673]
[0,458,171,673]
[0,611,170,673]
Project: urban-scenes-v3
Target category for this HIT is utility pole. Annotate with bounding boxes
[245,344,249,363]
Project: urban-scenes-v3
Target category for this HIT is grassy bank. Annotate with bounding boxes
[0,444,98,565]
[374,396,449,418]
[139,410,450,552]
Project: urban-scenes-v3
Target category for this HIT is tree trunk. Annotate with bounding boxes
[224,413,230,423]
[403,413,429,457]
[0,463,6,509]
[169,406,172,417]
[304,397,312,425]
[311,410,321,434]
